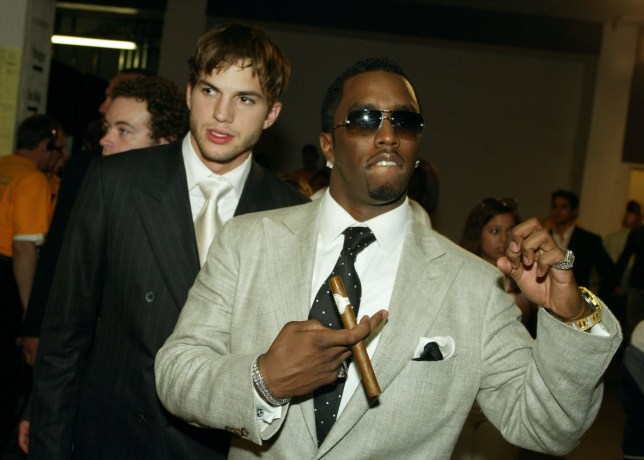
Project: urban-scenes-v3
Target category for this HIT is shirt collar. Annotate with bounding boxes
[318,189,410,256]
[181,133,251,196]
[564,223,576,241]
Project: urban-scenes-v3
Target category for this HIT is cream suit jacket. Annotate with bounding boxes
[155,199,621,460]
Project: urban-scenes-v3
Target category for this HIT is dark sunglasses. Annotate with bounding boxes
[333,109,424,139]
[480,197,519,212]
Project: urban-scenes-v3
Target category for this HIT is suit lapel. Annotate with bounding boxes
[133,143,199,309]
[235,161,268,215]
[263,201,322,445]
[320,203,464,453]
[267,202,320,327]
[372,216,460,389]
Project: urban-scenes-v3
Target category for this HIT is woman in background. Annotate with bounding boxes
[452,198,535,460]
[460,198,534,329]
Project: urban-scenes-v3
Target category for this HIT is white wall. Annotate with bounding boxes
[580,23,639,237]
[199,19,640,242]
[214,23,598,240]
[158,0,207,88]
[0,0,55,154]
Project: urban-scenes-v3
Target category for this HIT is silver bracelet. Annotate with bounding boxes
[251,354,290,406]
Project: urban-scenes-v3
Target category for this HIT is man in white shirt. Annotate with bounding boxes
[156,58,622,459]
[604,200,641,290]
[29,24,307,460]
[550,189,615,297]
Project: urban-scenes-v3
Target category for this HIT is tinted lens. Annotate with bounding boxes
[345,109,382,130]
[344,109,424,138]
[391,111,424,136]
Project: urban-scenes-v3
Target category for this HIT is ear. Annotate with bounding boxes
[262,102,282,130]
[320,132,335,164]
[186,83,193,110]
[156,136,174,145]
[38,138,50,153]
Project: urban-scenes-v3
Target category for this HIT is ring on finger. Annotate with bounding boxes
[553,248,575,270]
[337,362,348,379]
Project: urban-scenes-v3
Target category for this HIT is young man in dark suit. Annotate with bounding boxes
[550,189,615,297]
[28,24,307,460]
[17,75,188,454]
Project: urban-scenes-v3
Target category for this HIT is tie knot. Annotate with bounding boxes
[341,227,376,256]
[198,176,232,201]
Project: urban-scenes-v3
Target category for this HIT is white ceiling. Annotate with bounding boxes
[419,0,644,26]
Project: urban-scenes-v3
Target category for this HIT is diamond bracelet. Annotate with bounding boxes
[251,354,290,406]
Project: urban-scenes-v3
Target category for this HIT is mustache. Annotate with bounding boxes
[367,149,403,165]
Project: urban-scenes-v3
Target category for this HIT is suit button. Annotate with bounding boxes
[138,414,148,424]
[144,291,155,303]
[224,426,249,438]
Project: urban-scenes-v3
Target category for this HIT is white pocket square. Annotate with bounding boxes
[413,336,456,361]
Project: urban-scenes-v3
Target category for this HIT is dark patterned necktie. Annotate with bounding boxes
[309,226,376,445]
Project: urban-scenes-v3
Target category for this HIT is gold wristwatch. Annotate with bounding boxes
[565,287,602,332]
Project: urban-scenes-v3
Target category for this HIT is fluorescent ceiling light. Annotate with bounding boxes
[56,2,140,15]
[51,35,137,50]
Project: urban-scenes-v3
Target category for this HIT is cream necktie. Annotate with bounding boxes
[194,176,232,266]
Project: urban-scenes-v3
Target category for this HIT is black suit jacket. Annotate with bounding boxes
[565,226,615,297]
[30,141,307,460]
[24,147,101,337]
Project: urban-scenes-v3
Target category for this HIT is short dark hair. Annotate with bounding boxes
[16,114,61,150]
[301,144,318,157]
[551,189,579,210]
[111,76,188,142]
[626,200,641,214]
[188,24,290,107]
[320,57,419,133]
[460,198,520,257]
[408,159,440,215]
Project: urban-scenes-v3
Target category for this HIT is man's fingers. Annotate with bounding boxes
[496,256,515,276]
[507,217,564,273]
[307,310,388,348]
[18,420,29,454]
[509,217,543,240]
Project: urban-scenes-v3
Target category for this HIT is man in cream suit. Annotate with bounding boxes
[155,58,621,459]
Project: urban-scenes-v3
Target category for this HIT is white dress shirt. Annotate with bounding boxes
[181,133,251,222]
[552,224,575,249]
[255,189,410,426]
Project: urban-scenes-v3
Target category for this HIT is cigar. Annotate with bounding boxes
[328,275,381,398]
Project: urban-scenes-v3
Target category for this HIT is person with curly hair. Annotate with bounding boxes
[99,75,188,155]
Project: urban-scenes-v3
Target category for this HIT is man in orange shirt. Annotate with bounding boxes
[0,114,64,451]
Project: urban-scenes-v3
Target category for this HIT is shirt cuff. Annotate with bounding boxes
[253,385,284,427]
[588,323,610,337]
[14,234,45,245]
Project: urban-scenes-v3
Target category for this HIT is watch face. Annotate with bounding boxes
[568,286,602,331]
